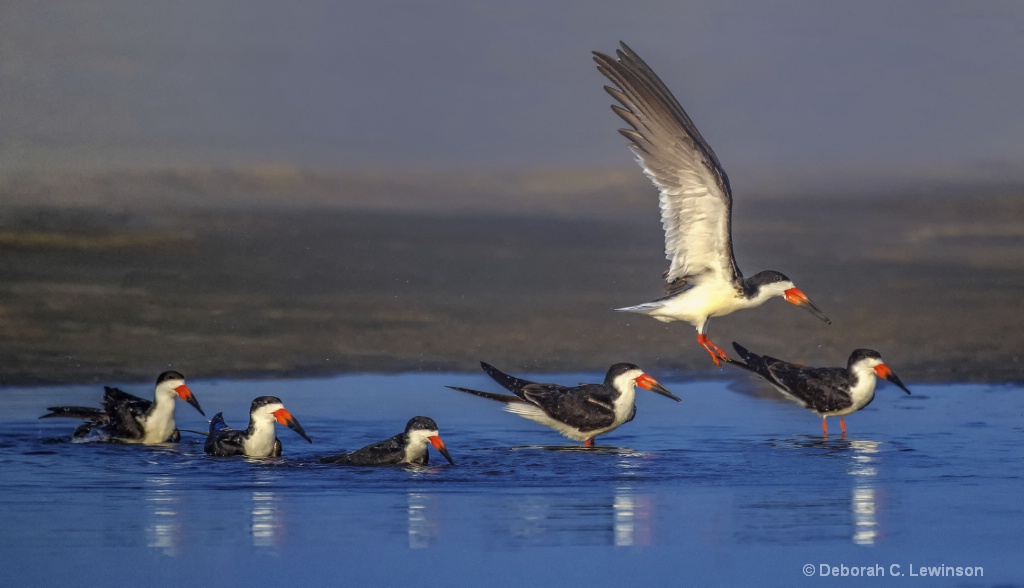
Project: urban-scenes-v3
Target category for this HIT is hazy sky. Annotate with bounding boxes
[2,1,1022,190]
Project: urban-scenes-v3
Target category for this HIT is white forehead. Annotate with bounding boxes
[254,401,285,415]
[408,428,438,444]
[611,368,644,387]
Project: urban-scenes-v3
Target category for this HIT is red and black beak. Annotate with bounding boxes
[784,287,832,325]
[273,408,313,443]
[636,374,681,402]
[874,364,912,395]
[429,435,454,465]
[174,384,206,416]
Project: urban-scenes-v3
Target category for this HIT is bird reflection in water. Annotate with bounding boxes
[848,440,880,546]
[613,488,653,547]
[145,475,181,556]
[251,490,286,549]
[407,492,441,548]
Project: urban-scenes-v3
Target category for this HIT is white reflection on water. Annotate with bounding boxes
[848,440,880,546]
[145,475,180,556]
[407,492,440,548]
[251,490,284,549]
[613,488,654,547]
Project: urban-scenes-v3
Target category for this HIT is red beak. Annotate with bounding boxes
[272,408,313,443]
[783,287,831,325]
[635,374,681,402]
[174,384,205,416]
[429,435,454,465]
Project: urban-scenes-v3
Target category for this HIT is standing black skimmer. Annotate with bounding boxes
[319,417,453,466]
[593,42,831,366]
[39,370,205,444]
[727,342,911,436]
[204,396,312,457]
[446,362,680,446]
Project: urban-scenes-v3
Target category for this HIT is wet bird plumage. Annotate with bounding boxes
[39,371,204,444]
[204,396,312,458]
[447,362,680,445]
[593,42,830,364]
[728,342,911,435]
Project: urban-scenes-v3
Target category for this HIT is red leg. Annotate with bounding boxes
[584,438,593,447]
[840,418,847,437]
[697,334,730,367]
[822,418,828,437]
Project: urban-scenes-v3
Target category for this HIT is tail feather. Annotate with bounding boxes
[39,406,105,421]
[207,412,230,436]
[613,300,666,314]
[446,386,527,404]
[479,362,535,393]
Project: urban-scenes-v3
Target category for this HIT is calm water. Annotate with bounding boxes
[2,373,1021,586]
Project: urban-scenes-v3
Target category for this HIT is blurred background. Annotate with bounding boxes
[4,1,1023,188]
[2,1,1022,384]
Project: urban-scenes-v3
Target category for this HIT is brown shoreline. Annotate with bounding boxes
[2,169,1022,386]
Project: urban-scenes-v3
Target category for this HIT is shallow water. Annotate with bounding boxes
[2,373,1021,586]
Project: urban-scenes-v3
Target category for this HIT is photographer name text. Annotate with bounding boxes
[803,563,984,578]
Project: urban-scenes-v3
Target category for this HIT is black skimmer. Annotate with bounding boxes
[727,342,911,436]
[39,370,205,444]
[204,396,312,457]
[319,416,453,466]
[593,43,831,366]
[446,362,680,446]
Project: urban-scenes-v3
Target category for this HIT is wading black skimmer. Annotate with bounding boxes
[447,362,680,446]
[727,342,911,436]
[204,396,312,457]
[593,43,831,366]
[39,370,205,444]
[319,417,453,466]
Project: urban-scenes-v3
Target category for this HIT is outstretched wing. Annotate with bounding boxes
[594,42,741,292]
[520,384,617,433]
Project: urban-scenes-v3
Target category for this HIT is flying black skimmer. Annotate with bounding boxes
[39,370,205,444]
[593,42,831,366]
[319,416,453,466]
[204,396,312,457]
[447,362,680,446]
[727,342,911,436]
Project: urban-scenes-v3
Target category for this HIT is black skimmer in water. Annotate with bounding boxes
[447,362,680,446]
[319,417,453,466]
[593,43,831,366]
[204,396,312,457]
[39,370,205,444]
[727,342,911,436]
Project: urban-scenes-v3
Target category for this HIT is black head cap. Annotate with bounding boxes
[156,370,185,385]
[604,363,642,383]
[848,349,883,368]
[405,416,440,432]
[250,396,284,411]
[746,270,792,287]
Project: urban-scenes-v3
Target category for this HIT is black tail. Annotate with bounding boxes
[39,406,105,421]
[445,386,527,404]
[207,412,229,436]
[728,342,773,379]
[480,362,535,393]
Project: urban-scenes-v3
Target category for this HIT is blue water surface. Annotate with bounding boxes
[1,373,1021,587]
